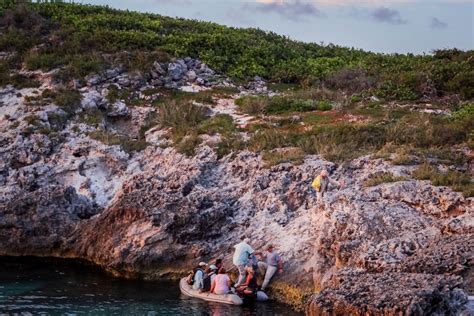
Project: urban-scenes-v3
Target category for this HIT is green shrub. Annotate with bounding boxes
[316,100,332,111]
[452,104,474,121]
[350,95,363,103]
[1,2,471,101]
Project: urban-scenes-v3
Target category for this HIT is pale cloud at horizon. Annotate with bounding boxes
[253,0,473,5]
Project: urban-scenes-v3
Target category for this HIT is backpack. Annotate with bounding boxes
[311,176,321,192]
[203,273,213,292]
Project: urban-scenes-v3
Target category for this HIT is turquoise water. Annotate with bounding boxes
[0,258,302,315]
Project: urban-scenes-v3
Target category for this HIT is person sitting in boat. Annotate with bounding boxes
[236,265,258,296]
[257,244,283,291]
[192,262,208,291]
[215,258,223,270]
[202,264,218,292]
[210,267,231,295]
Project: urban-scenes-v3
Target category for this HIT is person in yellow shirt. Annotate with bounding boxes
[312,169,344,203]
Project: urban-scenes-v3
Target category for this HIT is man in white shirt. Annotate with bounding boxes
[232,236,254,286]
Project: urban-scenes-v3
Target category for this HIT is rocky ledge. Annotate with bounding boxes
[0,62,473,314]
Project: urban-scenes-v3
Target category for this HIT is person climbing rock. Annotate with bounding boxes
[232,236,254,286]
[257,244,283,291]
[312,169,344,203]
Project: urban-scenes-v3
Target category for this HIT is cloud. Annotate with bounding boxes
[154,0,190,5]
[431,17,448,29]
[247,0,325,21]
[250,0,473,7]
[371,7,407,24]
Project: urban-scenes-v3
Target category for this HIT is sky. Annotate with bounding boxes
[80,0,473,54]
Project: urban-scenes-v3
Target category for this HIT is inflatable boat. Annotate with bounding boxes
[180,278,243,305]
[179,278,269,305]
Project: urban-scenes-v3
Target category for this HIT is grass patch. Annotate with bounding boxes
[0,73,40,89]
[1,2,473,103]
[78,108,104,127]
[88,130,148,153]
[268,82,299,92]
[262,147,305,167]
[151,87,237,106]
[299,123,387,162]
[24,114,41,126]
[215,134,246,159]
[236,92,333,116]
[198,114,237,136]
[138,110,159,139]
[157,100,213,156]
[49,88,82,114]
[412,163,473,197]
[364,172,407,187]
[158,100,209,134]
[250,129,296,151]
[391,147,415,165]
[175,133,202,156]
[303,113,335,125]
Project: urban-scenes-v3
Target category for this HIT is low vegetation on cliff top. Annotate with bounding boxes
[0,1,473,100]
[0,2,472,196]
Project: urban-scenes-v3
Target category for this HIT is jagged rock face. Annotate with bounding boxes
[305,158,473,314]
[307,270,467,316]
[0,68,473,313]
[0,186,93,256]
[0,140,472,313]
[71,148,330,285]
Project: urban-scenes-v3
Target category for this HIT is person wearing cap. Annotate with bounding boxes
[202,264,218,292]
[257,244,283,291]
[192,261,208,291]
[311,169,344,203]
[232,235,254,286]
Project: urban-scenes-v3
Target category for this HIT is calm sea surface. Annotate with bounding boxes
[0,258,303,315]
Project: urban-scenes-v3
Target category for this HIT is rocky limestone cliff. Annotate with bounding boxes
[0,61,473,314]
